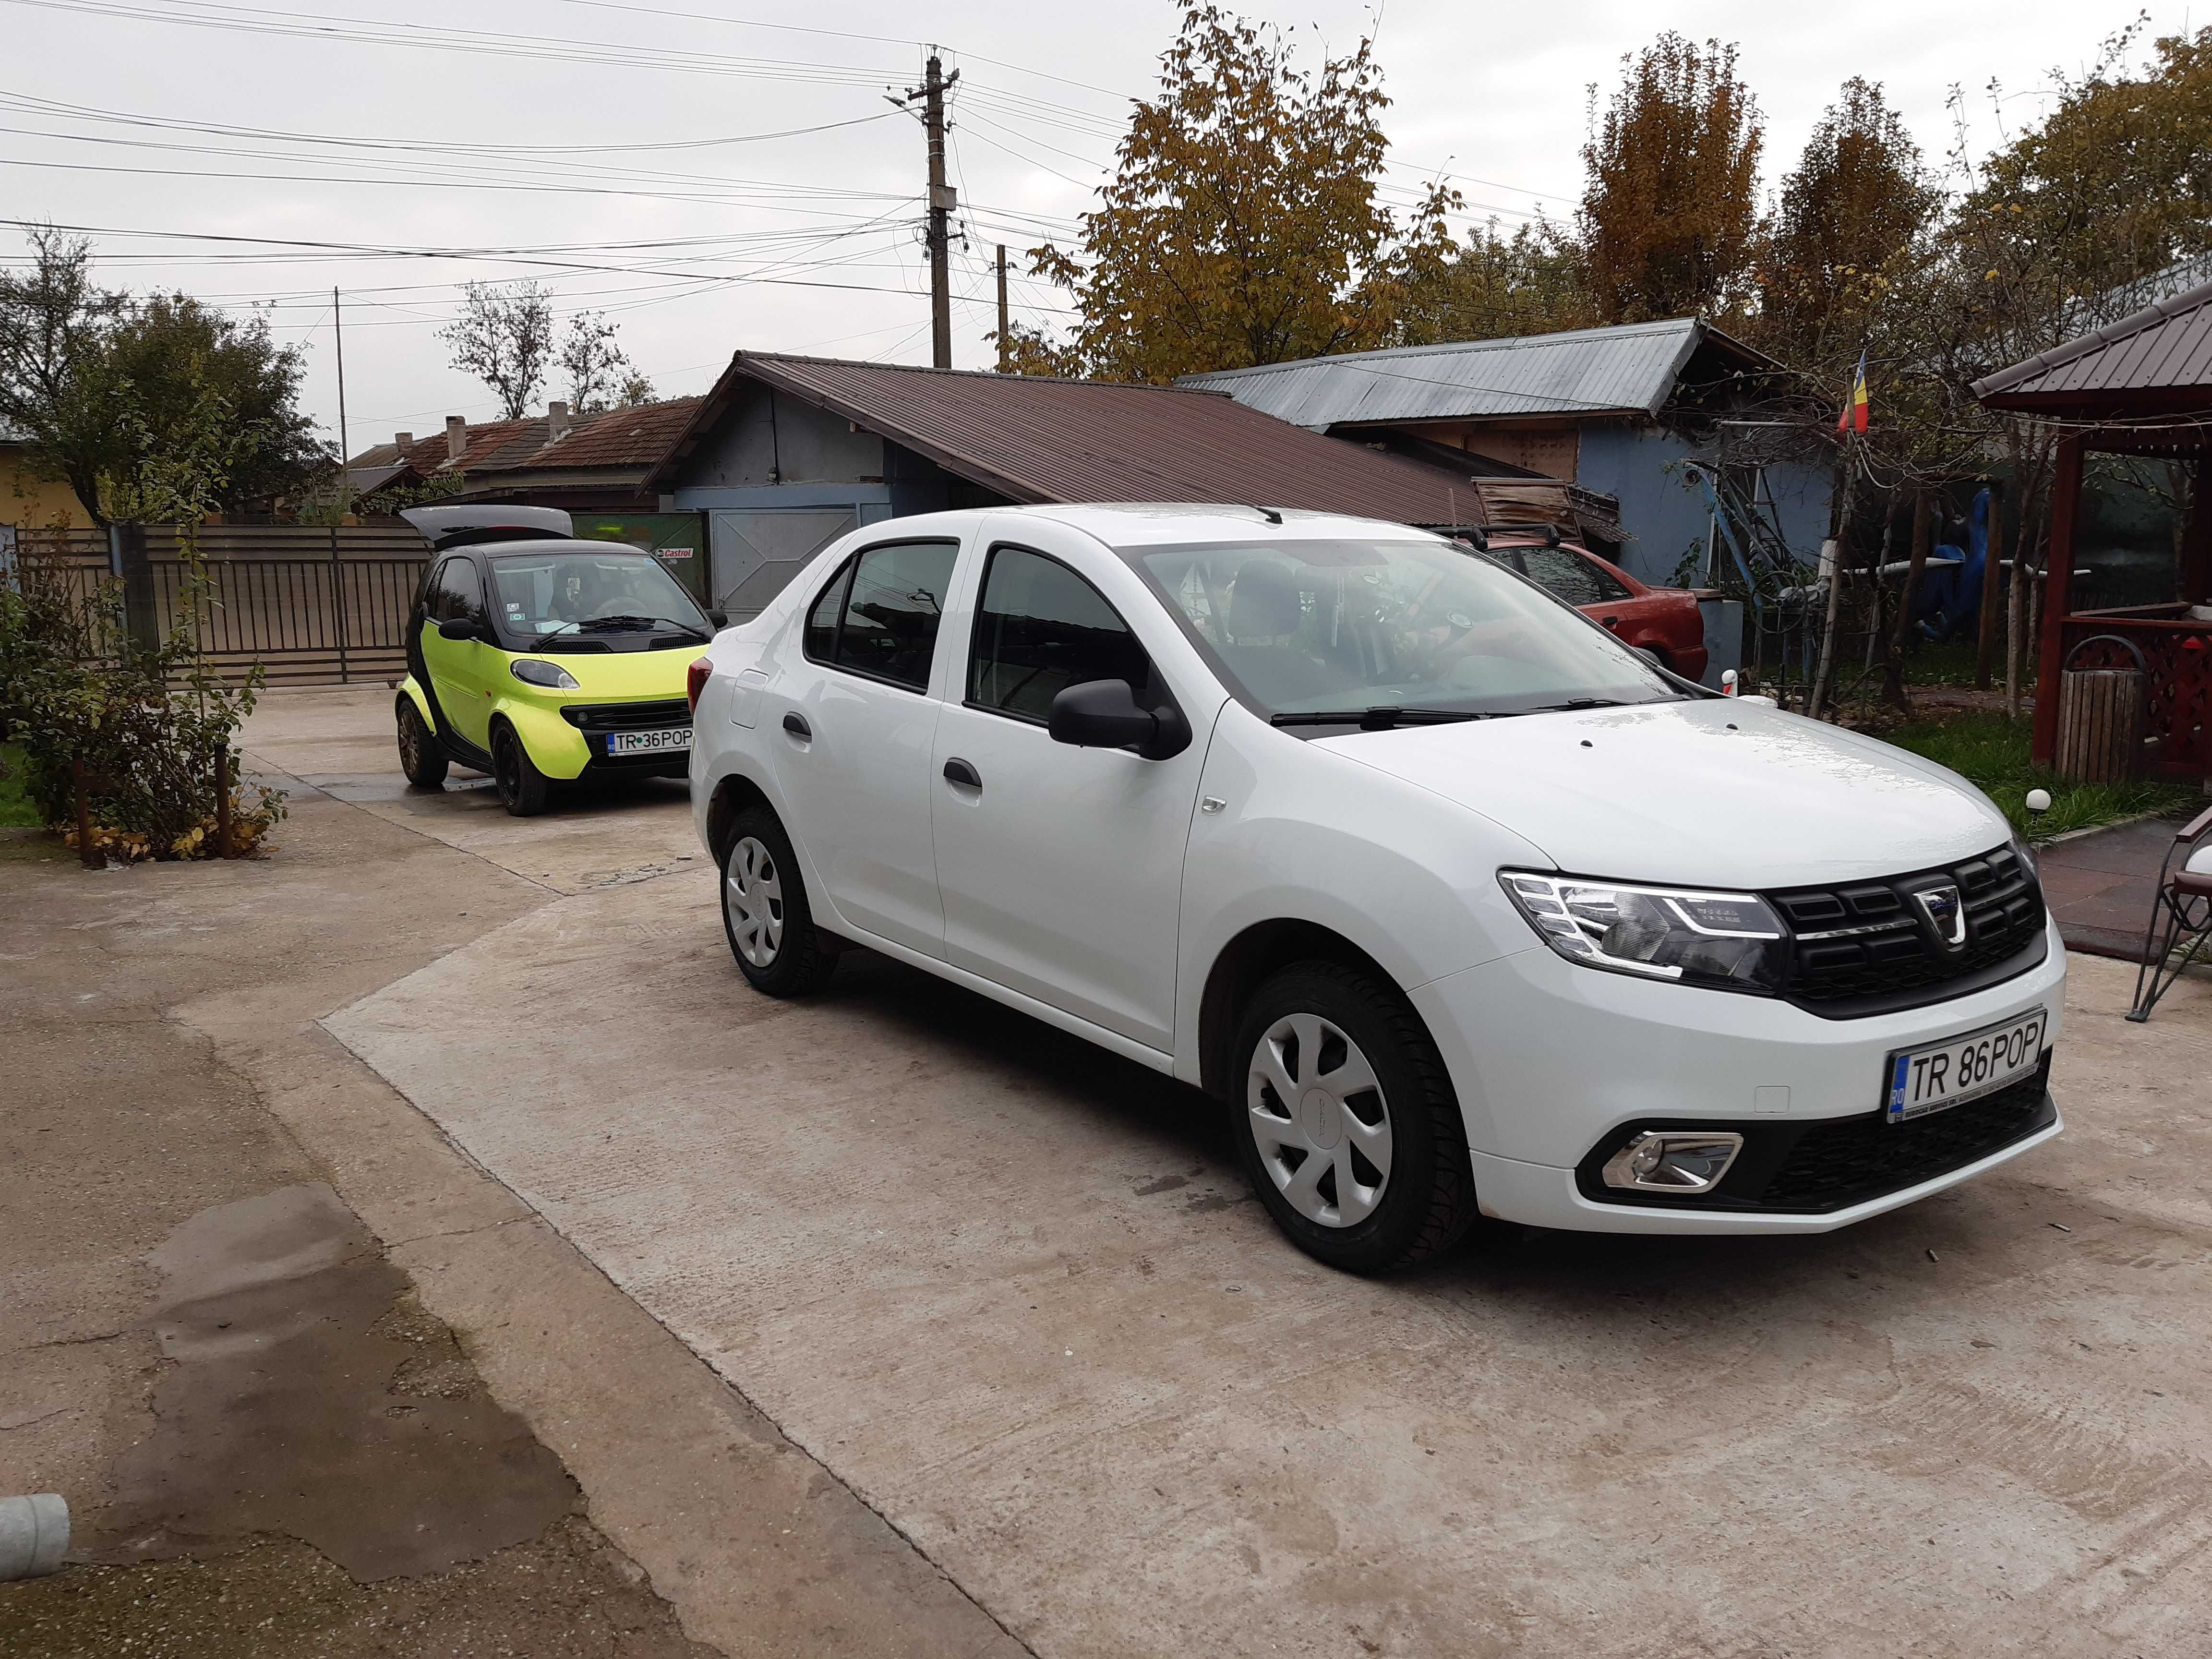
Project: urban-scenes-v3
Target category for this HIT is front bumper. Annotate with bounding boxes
[1409,914,2068,1233]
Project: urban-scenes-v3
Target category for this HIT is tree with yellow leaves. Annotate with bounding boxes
[1019,5,1455,383]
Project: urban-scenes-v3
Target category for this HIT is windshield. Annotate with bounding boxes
[1130,537,1685,721]
[487,547,707,640]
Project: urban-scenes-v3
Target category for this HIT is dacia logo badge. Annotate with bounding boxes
[1911,884,1968,950]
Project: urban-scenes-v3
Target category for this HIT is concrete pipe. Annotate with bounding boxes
[0,1493,70,1580]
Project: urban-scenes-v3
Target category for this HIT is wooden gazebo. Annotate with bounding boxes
[1974,280,2212,783]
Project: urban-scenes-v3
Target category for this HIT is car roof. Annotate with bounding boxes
[992,502,1441,549]
[464,538,665,560]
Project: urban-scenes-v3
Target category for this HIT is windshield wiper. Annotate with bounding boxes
[574,613,709,638]
[1271,706,1489,731]
[1524,697,1629,712]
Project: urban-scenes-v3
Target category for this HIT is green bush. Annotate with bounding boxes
[0,555,283,860]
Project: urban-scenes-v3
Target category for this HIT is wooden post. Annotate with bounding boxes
[1974,483,2003,690]
[2181,453,2210,606]
[1883,489,1933,709]
[72,754,97,868]
[213,740,232,858]
[996,244,1010,373]
[2031,433,2084,767]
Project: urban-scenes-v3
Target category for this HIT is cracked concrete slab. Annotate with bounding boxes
[4,738,1023,1657]
[236,684,705,894]
[328,868,2212,1659]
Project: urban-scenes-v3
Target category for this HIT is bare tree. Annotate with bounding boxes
[440,281,553,421]
[558,310,635,414]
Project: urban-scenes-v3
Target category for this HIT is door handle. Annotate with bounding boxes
[782,712,811,741]
[942,757,982,789]
[1602,615,1621,625]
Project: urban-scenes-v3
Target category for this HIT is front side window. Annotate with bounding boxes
[429,557,483,624]
[805,541,957,693]
[1130,537,1681,723]
[968,546,1152,721]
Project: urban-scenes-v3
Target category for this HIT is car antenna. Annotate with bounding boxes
[1250,505,1283,525]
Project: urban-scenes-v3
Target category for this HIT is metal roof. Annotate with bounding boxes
[1176,317,1768,429]
[651,353,1528,527]
[1973,277,2212,412]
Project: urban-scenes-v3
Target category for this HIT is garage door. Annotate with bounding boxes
[710,509,857,620]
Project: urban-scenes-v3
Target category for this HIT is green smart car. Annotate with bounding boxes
[395,505,722,815]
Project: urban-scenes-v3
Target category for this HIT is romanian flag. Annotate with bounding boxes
[1837,351,1869,434]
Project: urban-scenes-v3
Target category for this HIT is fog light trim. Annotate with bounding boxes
[1600,1130,1745,1194]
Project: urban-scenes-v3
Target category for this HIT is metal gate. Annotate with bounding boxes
[19,524,428,686]
[709,508,856,619]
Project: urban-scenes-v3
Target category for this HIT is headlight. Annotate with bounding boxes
[510,658,580,690]
[2009,833,2038,878]
[1500,871,1787,994]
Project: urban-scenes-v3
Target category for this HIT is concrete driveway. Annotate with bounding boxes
[289,688,2212,1658]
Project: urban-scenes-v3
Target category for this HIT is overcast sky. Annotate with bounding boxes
[1,0,2189,454]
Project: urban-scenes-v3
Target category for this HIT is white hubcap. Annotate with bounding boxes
[1248,1012,1392,1227]
[725,837,784,968]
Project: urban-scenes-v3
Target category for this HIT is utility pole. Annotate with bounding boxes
[995,244,1009,373]
[333,287,351,487]
[901,51,959,369]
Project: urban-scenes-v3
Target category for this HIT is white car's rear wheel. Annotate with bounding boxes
[725,836,784,968]
[1232,962,1481,1274]
[720,805,835,996]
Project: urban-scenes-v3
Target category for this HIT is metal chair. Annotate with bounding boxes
[2127,805,2212,1022]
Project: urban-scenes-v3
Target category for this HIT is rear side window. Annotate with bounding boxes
[804,558,852,661]
[968,546,1152,721]
[805,541,957,693]
[1521,547,1631,606]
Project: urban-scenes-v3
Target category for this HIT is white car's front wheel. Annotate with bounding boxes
[1233,962,1482,1273]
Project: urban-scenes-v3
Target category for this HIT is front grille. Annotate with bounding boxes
[561,699,691,731]
[1767,843,2046,1018]
[1574,1053,2056,1215]
[1757,1058,2054,1211]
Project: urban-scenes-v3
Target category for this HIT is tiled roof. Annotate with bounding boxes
[652,353,1524,526]
[1974,278,2212,410]
[346,401,702,480]
[515,397,701,469]
[1177,318,1773,428]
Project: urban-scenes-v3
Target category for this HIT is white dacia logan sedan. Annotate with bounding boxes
[688,506,2062,1273]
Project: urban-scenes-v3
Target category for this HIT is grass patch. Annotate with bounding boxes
[1901,637,1988,687]
[0,742,43,828]
[1877,713,2198,840]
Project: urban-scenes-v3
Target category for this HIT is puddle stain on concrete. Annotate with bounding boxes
[97,1183,578,1582]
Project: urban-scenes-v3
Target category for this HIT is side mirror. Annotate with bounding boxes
[707,609,729,629]
[1048,679,1191,760]
[438,615,484,642]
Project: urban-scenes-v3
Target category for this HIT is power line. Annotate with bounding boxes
[0,87,901,154]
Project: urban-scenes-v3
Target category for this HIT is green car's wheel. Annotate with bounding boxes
[492,724,552,817]
[396,697,449,789]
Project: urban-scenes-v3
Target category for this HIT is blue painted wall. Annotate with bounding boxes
[1576,426,1830,588]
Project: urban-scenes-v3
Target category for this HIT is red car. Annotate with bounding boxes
[1477,533,1708,682]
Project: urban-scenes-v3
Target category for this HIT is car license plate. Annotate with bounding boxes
[1883,1009,2047,1122]
[606,727,692,755]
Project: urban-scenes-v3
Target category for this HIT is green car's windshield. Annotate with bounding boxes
[1129,537,1685,722]
[487,547,708,639]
